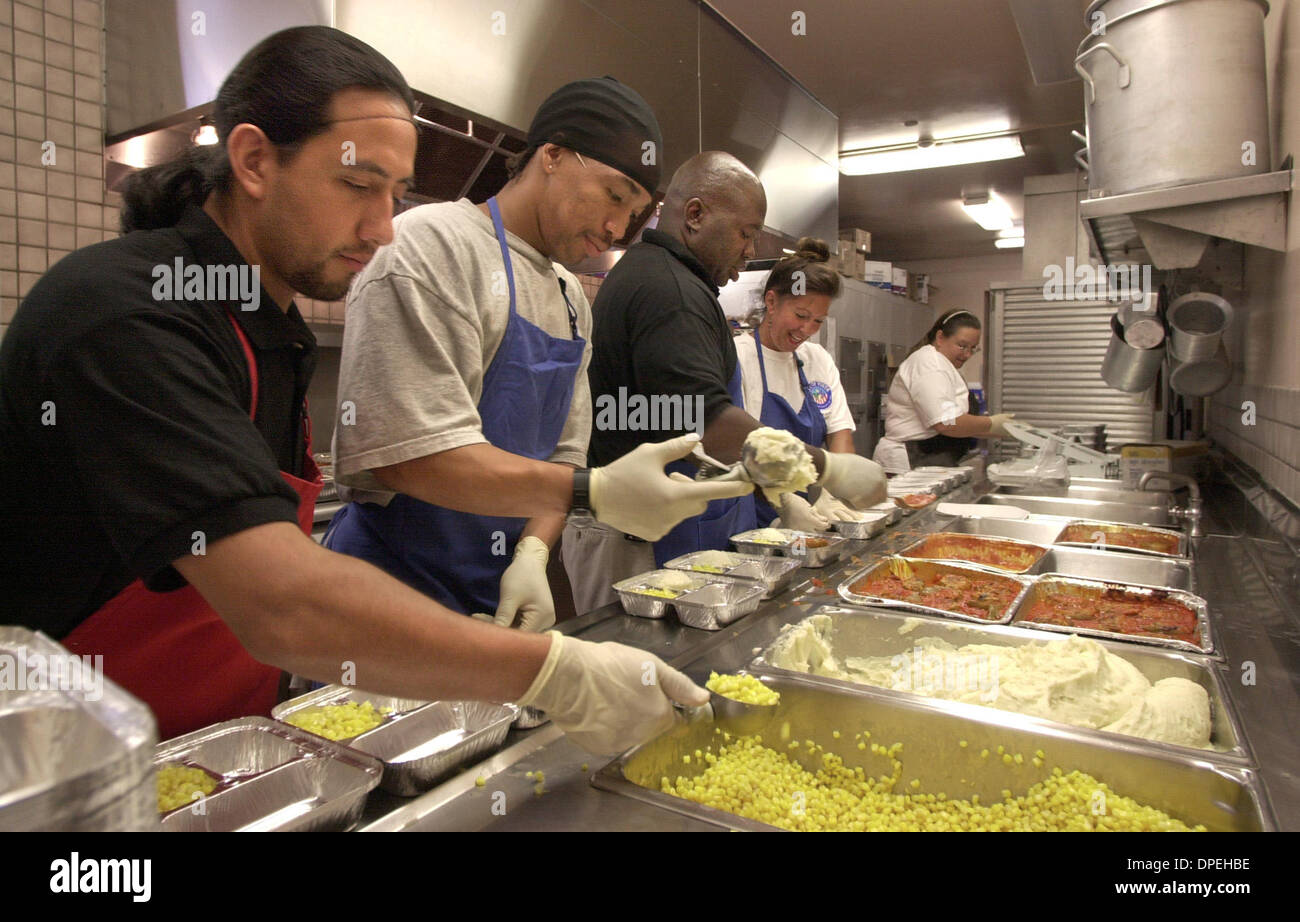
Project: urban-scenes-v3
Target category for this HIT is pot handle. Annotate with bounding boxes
[1075,42,1131,105]
[1072,130,1090,171]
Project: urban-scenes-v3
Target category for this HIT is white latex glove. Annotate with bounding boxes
[590,434,755,541]
[494,536,555,632]
[812,489,859,522]
[516,632,709,755]
[816,452,888,510]
[987,413,1016,439]
[778,493,830,532]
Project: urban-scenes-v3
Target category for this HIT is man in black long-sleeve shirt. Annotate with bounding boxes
[566,152,769,613]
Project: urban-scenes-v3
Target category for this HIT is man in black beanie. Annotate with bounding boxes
[326,77,752,634]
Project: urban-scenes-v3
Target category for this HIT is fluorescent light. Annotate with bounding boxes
[961,191,1014,231]
[997,221,1024,239]
[840,134,1023,176]
[994,236,1025,248]
[193,124,218,146]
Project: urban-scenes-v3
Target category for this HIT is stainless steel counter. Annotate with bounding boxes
[358,479,1300,832]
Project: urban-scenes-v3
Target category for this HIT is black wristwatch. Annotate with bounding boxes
[570,468,594,519]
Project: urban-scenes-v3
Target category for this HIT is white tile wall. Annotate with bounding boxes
[0,0,115,344]
[1209,382,1300,507]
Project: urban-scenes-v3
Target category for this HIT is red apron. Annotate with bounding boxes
[63,314,322,740]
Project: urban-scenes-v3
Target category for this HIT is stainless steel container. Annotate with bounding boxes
[1168,292,1234,362]
[154,716,382,831]
[1101,313,1163,392]
[838,557,1032,625]
[1031,545,1194,590]
[0,628,158,832]
[1116,301,1165,350]
[1169,342,1232,397]
[1076,0,1271,196]
[594,676,1271,831]
[1011,574,1214,656]
[942,513,1073,546]
[753,608,1248,761]
[272,688,517,796]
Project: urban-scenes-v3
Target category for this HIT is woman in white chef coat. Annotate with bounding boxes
[736,238,859,528]
[873,310,1014,474]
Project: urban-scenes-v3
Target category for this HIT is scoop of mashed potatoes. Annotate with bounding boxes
[744,427,817,504]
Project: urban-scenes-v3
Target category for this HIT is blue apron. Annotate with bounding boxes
[324,197,586,613]
[651,359,758,567]
[749,328,828,527]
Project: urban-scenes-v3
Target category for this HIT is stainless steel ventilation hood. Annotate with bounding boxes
[104,0,839,243]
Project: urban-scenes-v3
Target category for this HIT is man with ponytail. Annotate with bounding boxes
[0,28,711,754]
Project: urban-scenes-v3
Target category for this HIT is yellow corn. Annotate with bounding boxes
[705,672,780,706]
[658,735,1205,832]
[157,764,217,813]
[283,700,386,741]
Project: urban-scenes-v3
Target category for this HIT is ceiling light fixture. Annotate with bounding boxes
[839,133,1024,176]
[994,237,1025,249]
[961,190,1015,231]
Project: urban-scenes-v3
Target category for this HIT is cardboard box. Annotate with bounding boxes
[891,267,908,296]
[863,260,892,289]
[839,227,871,252]
[912,273,930,304]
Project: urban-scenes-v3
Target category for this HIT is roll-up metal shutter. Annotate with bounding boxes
[987,284,1155,451]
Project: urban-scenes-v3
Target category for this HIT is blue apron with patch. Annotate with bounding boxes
[324,197,585,613]
[651,359,758,567]
[749,328,829,527]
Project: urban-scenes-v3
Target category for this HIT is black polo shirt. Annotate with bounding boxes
[0,205,315,635]
[586,228,737,466]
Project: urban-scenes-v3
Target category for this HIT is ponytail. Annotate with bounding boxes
[120,26,413,233]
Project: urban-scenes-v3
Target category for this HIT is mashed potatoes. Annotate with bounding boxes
[744,427,817,504]
[768,615,1213,749]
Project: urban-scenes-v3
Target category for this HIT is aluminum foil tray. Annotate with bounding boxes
[272,687,518,796]
[896,532,1049,575]
[664,551,805,600]
[750,607,1249,763]
[1011,575,1214,656]
[154,716,381,831]
[613,570,766,628]
[1053,519,1189,559]
[513,707,549,729]
[838,557,1032,625]
[0,627,158,831]
[830,511,891,540]
[867,501,903,524]
[594,675,1272,831]
[730,529,847,567]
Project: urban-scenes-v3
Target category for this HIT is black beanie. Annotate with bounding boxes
[526,76,663,195]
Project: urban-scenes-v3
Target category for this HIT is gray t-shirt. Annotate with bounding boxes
[333,199,592,504]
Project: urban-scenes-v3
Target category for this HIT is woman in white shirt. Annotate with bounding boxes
[736,237,860,529]
[873,310,1014,474]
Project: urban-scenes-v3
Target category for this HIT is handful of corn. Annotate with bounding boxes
[662,734,1205,832]
[283,700,388,741]
[705,672,780,706]
[157,763,217,813]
